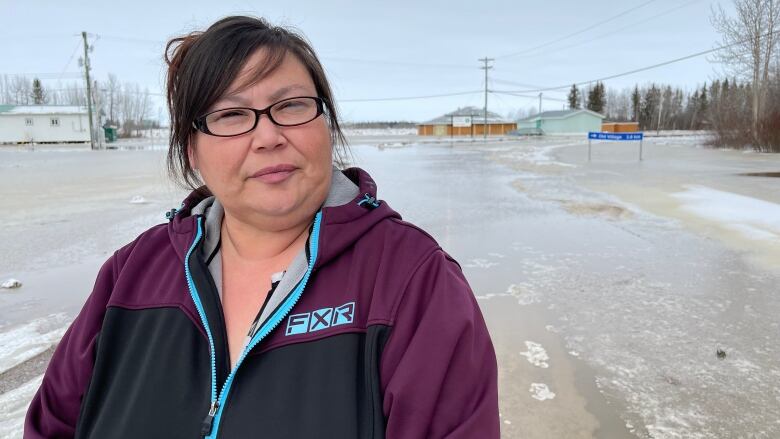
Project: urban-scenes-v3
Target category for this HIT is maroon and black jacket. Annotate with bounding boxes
[25,167,499,438]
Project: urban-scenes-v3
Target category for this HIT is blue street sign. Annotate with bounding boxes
[588,132,644,141]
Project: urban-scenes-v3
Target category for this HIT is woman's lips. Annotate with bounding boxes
[250,164,298,184]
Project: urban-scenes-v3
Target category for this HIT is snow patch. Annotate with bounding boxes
[463,258,499,269]
[520,341,550,368]
[529,383,556,401]
[1,279,22,289]
[506,283,540,305]
[0,314,69,374]
[672,185,780,242]
[0,374,44,438]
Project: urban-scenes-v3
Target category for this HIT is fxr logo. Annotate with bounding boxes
[285,302,355,336]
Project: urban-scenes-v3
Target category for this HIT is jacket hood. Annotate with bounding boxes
[166,167,401,268]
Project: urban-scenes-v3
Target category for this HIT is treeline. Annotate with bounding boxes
[562,0,780,152]
[0,74,158,138]
[567,74,780,152]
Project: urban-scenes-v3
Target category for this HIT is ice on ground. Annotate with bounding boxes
[129,195,147,204]
[497,141,580,168]
[0,314,69,374]
[520,341,550,368]
[0,374,43,438]
[506,283,541,305]
[463,258,499,269]
[0,279,22,289]
[529,383,556,401]
[672,185,780,241]
[474,292,506,300]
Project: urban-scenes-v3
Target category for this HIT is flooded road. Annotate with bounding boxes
[2,136,780,438]
[354,138,780,439]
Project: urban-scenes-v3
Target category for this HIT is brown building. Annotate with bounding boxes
[417,106,516,136]
[601,121,640,132]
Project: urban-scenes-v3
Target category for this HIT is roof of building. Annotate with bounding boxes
[520,109,605,122]
[420,106,514,125]
[0,105,87,115]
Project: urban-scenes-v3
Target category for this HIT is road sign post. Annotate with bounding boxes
[587,132,645,162]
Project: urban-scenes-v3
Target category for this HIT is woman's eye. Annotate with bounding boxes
[217,111,247,119]
[277,100,307,110]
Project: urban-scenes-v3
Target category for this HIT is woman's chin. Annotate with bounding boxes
[246,197,308,221]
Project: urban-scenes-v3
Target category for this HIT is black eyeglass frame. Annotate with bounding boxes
[192,96,325,137]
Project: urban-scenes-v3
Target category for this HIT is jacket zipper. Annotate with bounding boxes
[184,217,219,425]
[186,212,323,439]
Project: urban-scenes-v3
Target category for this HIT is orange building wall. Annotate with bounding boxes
[602,122,640,133]
[417,123,517,136]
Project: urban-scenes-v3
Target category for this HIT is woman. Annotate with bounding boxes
[26,16,499,438]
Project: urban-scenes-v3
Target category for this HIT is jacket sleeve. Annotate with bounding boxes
[24,253,118,439]
[380,249,500,439]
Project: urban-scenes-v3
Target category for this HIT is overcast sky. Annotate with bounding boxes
[1,0,731,122]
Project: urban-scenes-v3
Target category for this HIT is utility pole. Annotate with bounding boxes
[82,31,95,150]
[538,92,543,116]
[656,94,663,135]
[478,57,494,140]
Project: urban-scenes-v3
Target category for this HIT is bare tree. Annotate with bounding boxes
[711,0,780,141]
[106,73,120,124]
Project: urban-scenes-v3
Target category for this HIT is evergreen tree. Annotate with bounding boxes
[671,88,684,129]
[687,89,700,129]
[660,86,673,130]
[640,84,660,130]
[699,83,709,117]
[31,78,46,104]
[587,81,606,113]
[631,85,641,122]
[567,84,580,109]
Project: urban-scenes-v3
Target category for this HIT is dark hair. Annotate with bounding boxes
[165,16,349,190]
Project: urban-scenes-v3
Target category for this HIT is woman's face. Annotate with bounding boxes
[190,50,333,229]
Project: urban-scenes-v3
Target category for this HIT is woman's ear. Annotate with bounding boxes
[187,143,198,171]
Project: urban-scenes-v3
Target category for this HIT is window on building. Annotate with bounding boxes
[25,118,33,126]
[51,118,60,127]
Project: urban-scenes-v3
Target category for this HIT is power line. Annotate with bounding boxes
[497,0,658,59]
[45,87,164,97]
[340,90,482,102]
[492,28,780,94]
[491,77,566,92]
[97,34,164,45]
[513,0,703,60]
[59,39,84,81]
[490,90,567,103]
[95,33,477,70]
[322,56,475,70]
[1,72,82,79]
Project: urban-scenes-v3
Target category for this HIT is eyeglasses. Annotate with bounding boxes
[192,96,324,137]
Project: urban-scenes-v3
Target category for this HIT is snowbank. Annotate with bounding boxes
[672,186,780,242]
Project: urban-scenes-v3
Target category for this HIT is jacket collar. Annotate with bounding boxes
[166,166,398,266]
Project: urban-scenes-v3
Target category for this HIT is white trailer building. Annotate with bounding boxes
[0,105,90,144]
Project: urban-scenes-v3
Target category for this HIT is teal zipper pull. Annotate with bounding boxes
[201,400,220,436]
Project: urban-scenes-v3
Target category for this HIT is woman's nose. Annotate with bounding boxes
[250,114,285,150]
